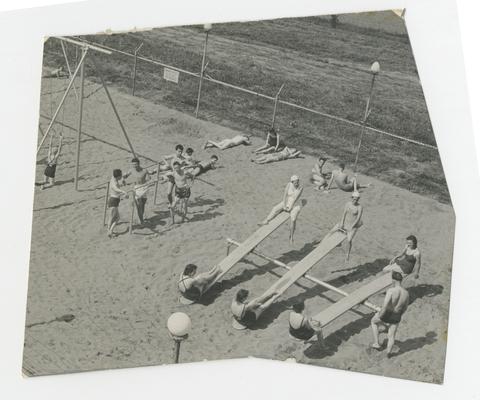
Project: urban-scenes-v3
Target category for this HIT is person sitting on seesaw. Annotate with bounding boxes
[178,264,222,302]
[289,301,316,341]
[231,289,279,328]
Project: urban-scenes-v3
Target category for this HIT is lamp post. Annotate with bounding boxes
[195,23,212,118]
[167,312,191,364]
[353,61,380,172]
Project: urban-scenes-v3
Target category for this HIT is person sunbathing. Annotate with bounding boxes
[254,127,285,154]
[310,157,330,191]
[231,289,279,329]
[189,155,218,176]
[371,271,409,357]
[383,235,421,280]
[203,134,251,150]
[178,264,222,302]
[260,175,303,243]
[326,163,369,192]
[252,147,302,164]
[40,133,63,190]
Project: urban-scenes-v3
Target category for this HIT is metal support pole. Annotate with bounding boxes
[174,339,181,364]
[132,43,143,96]
[103,182,110,226]
[226,238,380,313]
[194,31,209,118]
[129,194,136,234]
[60,40,79,100]
[92,57,137,158]
[36,49,89,155]
[271,83,285,129]
[153,163,161,205]
[74,48,87,191]
[353,73,377,172]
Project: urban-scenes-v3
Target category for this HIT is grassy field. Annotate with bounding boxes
[42,11,450,203]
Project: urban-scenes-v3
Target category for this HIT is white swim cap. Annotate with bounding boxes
[352,191,360,198]
[290,175,299,182]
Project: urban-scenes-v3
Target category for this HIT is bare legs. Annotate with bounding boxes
[107,207,120,238]
[371,313,398,356]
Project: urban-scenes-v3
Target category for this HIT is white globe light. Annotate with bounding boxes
[370,61,380,74]
[167,312,191,337]
[204,23,212,32]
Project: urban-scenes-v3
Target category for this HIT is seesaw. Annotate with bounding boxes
[179,211,291,304]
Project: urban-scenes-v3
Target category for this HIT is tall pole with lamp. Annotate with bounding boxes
[167,312,191,363]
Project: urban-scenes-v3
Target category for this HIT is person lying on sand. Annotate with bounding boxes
[371,271,409,357]
[203,134,251,150]
[122,158,156,225]
[107,169,128,238]
[188,155,219,177]
[178,264,222,302]
[254,127,285,154]
[325,191,363,263]
[40,133,63,190]
[289,301,315,341]
[43,66,66,78]
[383,235,421,280]
[326,163,370,192]
[252,147,302,164]
[231,289,279,329]
[310,157,331,191]
[259,175,303,244]
[164,161,194,224]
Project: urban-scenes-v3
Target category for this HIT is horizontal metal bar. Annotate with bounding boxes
[56,36,112,55]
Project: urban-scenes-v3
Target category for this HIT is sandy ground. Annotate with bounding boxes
[24,74,454,383]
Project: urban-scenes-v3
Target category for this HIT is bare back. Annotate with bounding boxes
[386,286,409,315]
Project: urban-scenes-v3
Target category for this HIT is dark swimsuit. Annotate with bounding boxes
[178,277,202,301]
[380,310,403,324]
[289,315,315,340]
[233,303,257,328]
[44,162,57,178]
[396,254,416,274]
[108,196,120,208]
[267,134,285,150]
[175,186,191,199]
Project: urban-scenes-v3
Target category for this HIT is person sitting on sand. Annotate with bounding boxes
[178,264,222,302]
[326,191,363,263]
[311,157,330,191]
[107,169,128,238]
[122,158,156,225]
[190,155,219,177]
[164,144,186,168]
[383,235,422,280]
[254,127,285,154]
[326,163,369,192]
[260,175,303,243]
[252,147,302,164]
[371,271,409,357]
[40,133,63,190]
[203,134,251,150]
[289,301,315,341]
[164,161,195,224]
[231,289,279,328]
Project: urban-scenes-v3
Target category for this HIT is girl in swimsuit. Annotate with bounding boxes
[231,289,279,329]
[289,301,315,341]
[383,235,421,279]
[178,264,222,302]
[328,191,363,263]
[254,128,285,154]
[40,133,63,190]
[310,157,330,191]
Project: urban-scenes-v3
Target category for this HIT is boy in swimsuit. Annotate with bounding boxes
[190,155,218,177]
[40,133,63,190]
[371,271,409,357]
[383,235,421,280]
[289,301,315,341]
[254,127,285,154]
[165,161,194,224]
[178,264,222,302]
[164,144,186,168]
[203,134,251,150]
[107,169,128,238]
[260,175,303,244]
[252,147,302,164]
[326,163,370,193]
[231,289,279,329]
[123,158,157,225]
[184,148,198,167]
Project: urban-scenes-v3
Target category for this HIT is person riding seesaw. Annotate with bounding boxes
[203,134,251,150]
[178,263,223,302]
[231,288,280,329]
[325,162,370,193]
[251,147,302,164]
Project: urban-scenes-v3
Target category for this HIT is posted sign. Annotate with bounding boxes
[164,68,179,83]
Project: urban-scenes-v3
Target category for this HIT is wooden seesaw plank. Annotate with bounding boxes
[203,212,291,293]
[254,230,347,317]
[311,273,392,328]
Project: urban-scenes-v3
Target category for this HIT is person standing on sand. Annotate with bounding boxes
[123,158,156,225]
[260,175,303,243]
[254,127,285,154]
[310,157,330,191]
[184,148,198,167]
[371,271,409,357]
[164,161,194,224]
[383,235,422,280]
[107,169,128,238]
[204,134,251,150]
[178,264,222,302]
[326,191,363,263]
[164,144,186,168]
[40,133,63,190]
[326,162,370,192]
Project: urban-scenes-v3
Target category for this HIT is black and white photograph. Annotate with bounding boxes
[23,8,454,384]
